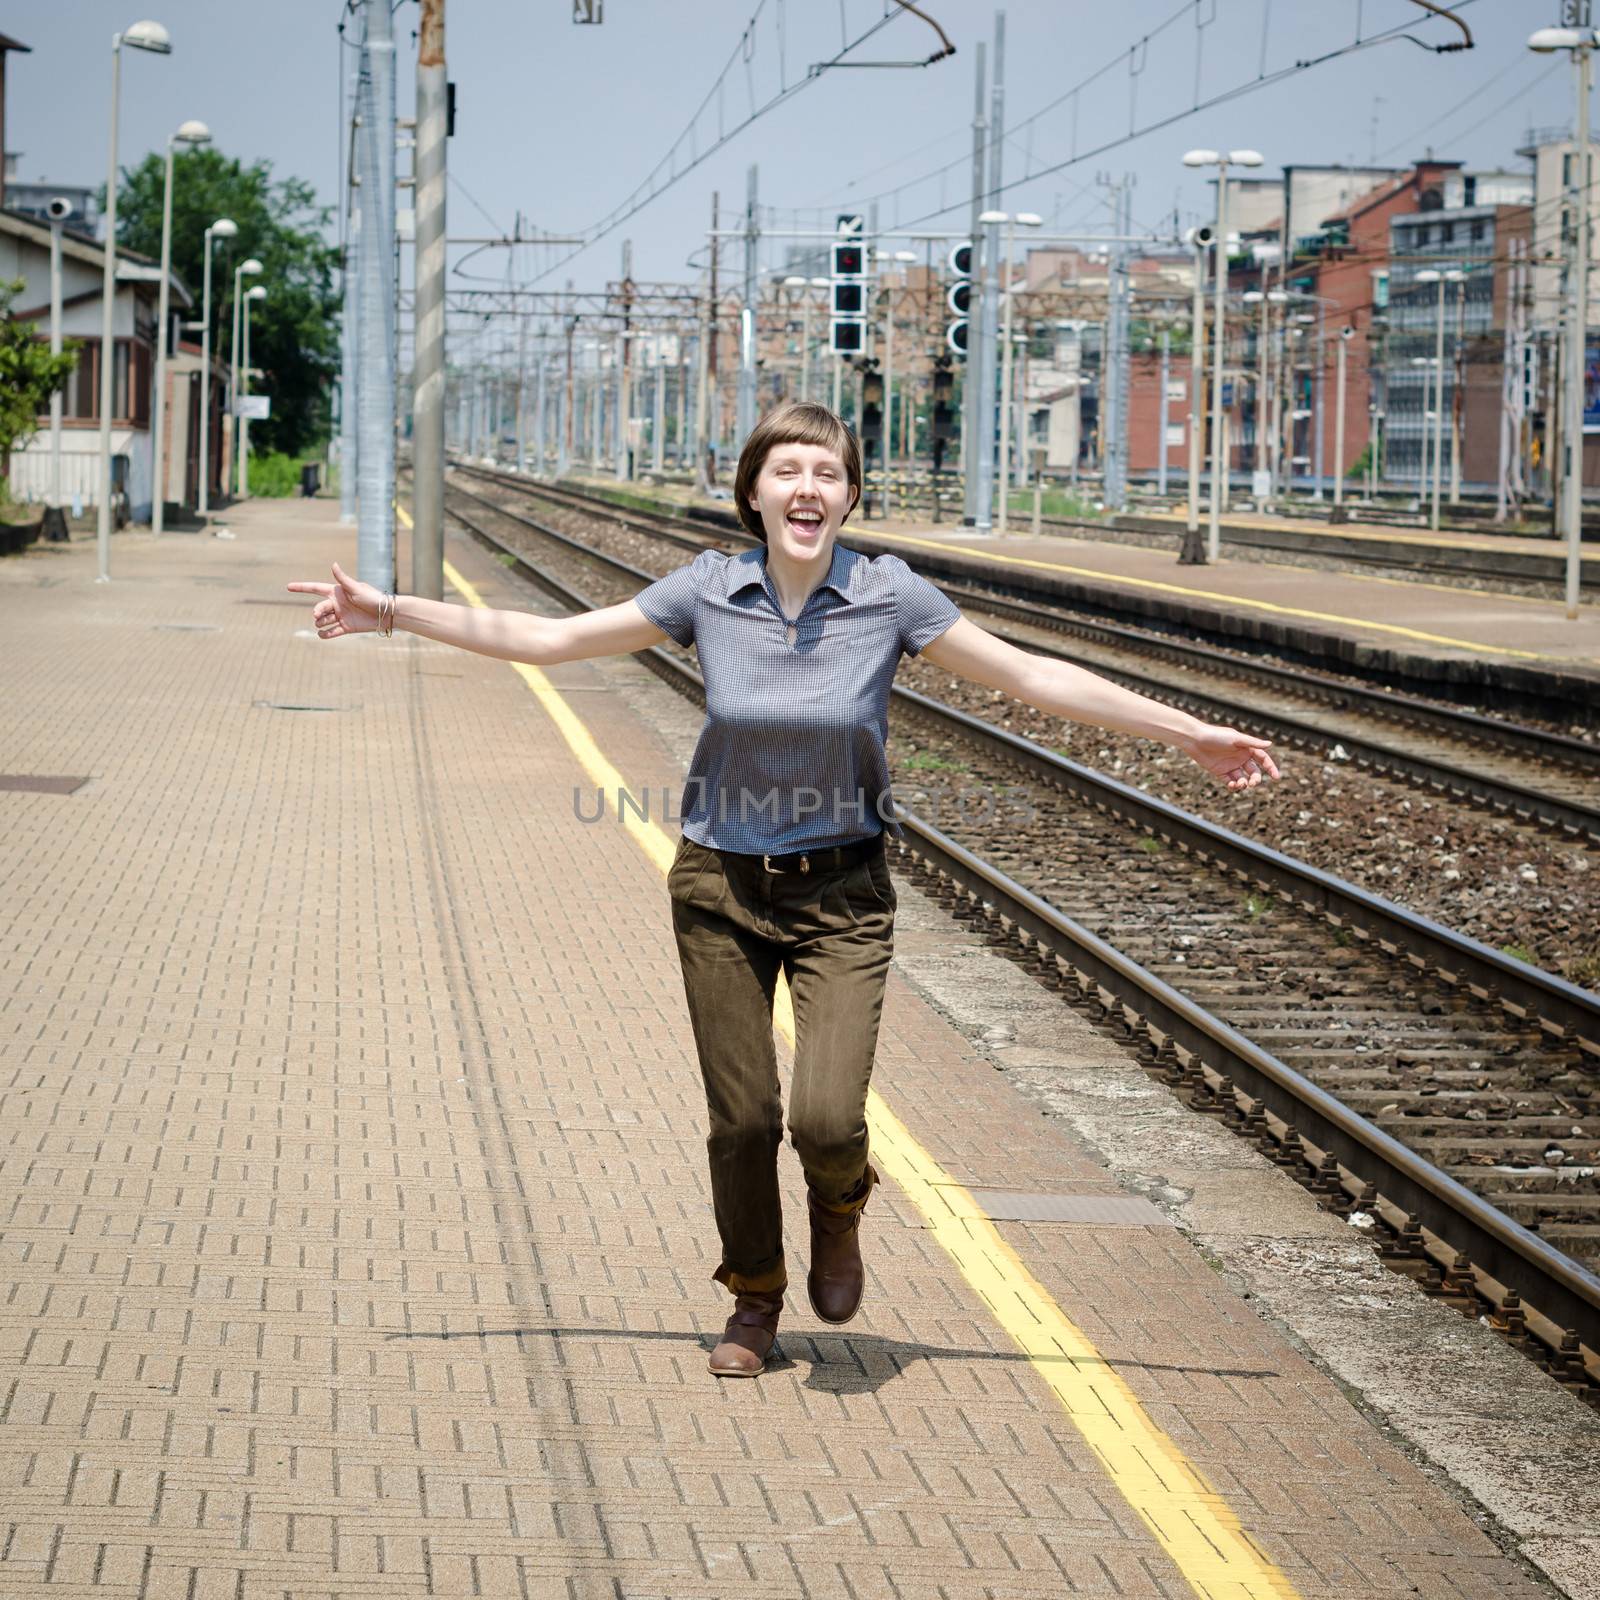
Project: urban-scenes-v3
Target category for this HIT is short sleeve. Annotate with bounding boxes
[888,555,960,657]
[634,548,717,647]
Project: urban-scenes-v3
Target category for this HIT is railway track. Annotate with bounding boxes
[434,469,1600,1404]
[453,467,1600,841]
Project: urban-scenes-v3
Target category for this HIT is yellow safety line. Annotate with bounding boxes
[867,528,1574,663]
[435,547,1301,1600]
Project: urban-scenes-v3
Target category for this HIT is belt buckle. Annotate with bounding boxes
[762,853,809,875]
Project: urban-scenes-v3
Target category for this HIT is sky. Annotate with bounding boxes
[5,0,1573,335]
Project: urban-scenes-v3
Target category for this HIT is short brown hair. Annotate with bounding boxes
[733,401,861,542]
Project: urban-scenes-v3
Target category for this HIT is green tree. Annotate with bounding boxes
[0,277,79,475]
[108,147,339,457]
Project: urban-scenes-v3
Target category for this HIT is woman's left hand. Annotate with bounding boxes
[1179,725,1280,791]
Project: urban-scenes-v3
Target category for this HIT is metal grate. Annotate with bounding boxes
[0,775,90,795]
[961,1187,1173,1227]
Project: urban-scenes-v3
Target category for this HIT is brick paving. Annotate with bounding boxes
[0,501,1555,1599]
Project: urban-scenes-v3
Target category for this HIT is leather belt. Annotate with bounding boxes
[720,835,885,876]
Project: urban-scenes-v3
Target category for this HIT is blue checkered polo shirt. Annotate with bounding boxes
[633,540,961,853]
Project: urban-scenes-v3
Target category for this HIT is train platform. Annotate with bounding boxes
[850,525,1600,677]
[3,499,1597,1599]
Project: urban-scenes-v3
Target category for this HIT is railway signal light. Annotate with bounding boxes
[830,236,867,358]
[946,240,973,358]
[860,359,884,446]
[931,357,957,441]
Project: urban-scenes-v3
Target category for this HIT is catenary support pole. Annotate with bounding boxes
[1566,38,1590,619]
[1181,237,1205,561]
[1334,333,1348,511]
[962,41,986,525]
[737,166,759,447]
[975,13,1005,532]
[1207,163,1229,563]
[355,0,396,587]
[411,0,446,598]
[1158,327,1170,498]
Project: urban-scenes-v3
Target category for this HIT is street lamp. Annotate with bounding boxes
[97,18,172,581]
[1530,21,1597,618]
[198,217,237,518]
[1184,148,1263,561]
[1415,268,1464,531]
[240,285,267,497]
[229,257,263,494]
[151,118,209,537]
[980,212,1042,535]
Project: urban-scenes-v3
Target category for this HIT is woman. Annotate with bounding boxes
[290,401,1278,1380]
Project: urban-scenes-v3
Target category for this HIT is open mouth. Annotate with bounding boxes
[785,509,825,537]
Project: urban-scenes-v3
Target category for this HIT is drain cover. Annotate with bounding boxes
[0,775,90,795]
[961,1188,1172,1227]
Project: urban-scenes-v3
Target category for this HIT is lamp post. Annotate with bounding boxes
[229,257,263,494]
[97,18,172,580]
[1415,268,1463,531]
[1530,21,1595,618]
[982,211,1041,536]
[1184,148,1263,562]
[240,284,267,497]
[151,119,209,537]
[198,217,237,518]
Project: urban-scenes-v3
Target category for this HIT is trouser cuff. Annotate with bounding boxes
[713,1257,789,1297]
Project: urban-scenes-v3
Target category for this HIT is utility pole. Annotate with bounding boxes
[617,239,633,480]
[339,58,359,526]
[1158,327,1170,497]
[515,310,528,471]
[1181,232,1207,562]
[975,13,1005,531]
[702,192,719,487]
[737,165,759,446]
[411,0,446,598]
[961,40,987,525]
[1102,175,1132,511]
[652,345,665,473]
[534,341,547,475]
[355,0,396,588]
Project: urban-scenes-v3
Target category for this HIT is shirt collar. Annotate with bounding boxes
[724,540,858,607]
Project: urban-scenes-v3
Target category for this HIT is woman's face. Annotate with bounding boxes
[748,441,857,564]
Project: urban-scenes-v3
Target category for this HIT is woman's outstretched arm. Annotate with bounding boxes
[286,561,670,665]
[919,616,1279,792]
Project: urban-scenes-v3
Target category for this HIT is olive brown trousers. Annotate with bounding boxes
[667,833,896,1296]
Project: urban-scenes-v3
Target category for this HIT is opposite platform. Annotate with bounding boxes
[0,500,1583,1599]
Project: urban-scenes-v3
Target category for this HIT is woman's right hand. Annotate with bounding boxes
[286,561,385,639]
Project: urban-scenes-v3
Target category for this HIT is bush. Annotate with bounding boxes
[244,451,308,498]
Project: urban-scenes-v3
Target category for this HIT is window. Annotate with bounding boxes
[36,338,152,425]
[1417,224,1431,245]
[1470,219,1485,243]
[1439,222,1453,244]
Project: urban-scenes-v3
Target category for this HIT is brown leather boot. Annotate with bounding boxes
[807,1182,873,1325]
[708,1291,784,1378]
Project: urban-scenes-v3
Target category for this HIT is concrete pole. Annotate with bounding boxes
[975,13,1005,532]
[96,36,123,580]
[652,349,665,473]
[997,219,1015,534]
[1207,164,1229,563]
[1450,277,1465,504]
[1183,241,1205,555]
[1158,328,1170,497]
[151,137,177,535]
[515,312,527,471]
[535,346,548,475]
[411,0,447,599]
[884,283,896,518]
[1313,309,1326,500]
[1566,41,1592,618]
[962,41,987,525]
[241,292,254,496]
[49,217,63,516]
[1431,276,1446,532]
[356,0,396,587]
[339,54,360,525]
[199,225,227,520]
[737,166,759,446]
[1254,289,1270,498]
[1334,334,1348,510]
